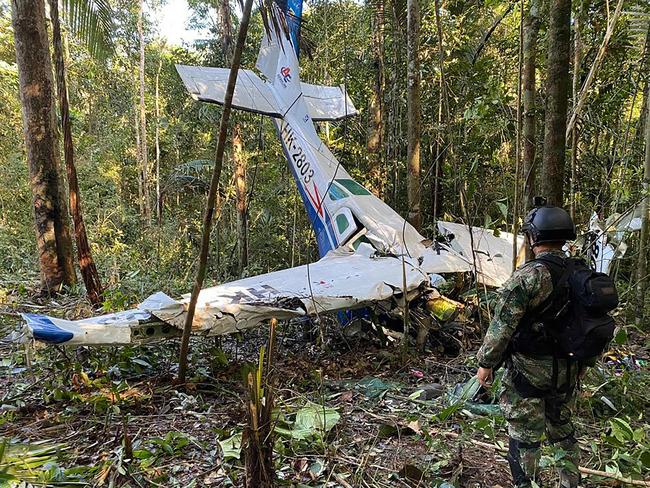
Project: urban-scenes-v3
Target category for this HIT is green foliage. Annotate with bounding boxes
[62,0,115,59]
[133,431,195,468]
[0,439,68,486]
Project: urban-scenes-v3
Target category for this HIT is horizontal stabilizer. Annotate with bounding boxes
[176,64,282,117]
[301,82,358,121]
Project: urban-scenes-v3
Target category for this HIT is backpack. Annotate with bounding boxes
[512,254,619,361]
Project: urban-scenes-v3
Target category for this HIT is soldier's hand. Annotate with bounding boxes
[477,367,493,387]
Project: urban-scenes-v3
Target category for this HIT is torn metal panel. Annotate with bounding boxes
[606,204,642,233]
[437,221,524,288]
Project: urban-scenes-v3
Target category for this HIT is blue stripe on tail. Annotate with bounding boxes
[275,0,303,58]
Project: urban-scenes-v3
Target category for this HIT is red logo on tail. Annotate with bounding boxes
[280,66,291,82]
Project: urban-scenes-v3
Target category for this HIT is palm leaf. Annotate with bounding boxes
[61,0,115,60]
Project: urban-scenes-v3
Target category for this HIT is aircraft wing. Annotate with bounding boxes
[177,64,357,122]
[301,82,358,121]
[20,246,435,346]
[176,64,283,117]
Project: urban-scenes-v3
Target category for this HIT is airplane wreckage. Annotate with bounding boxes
[17,4,621,348]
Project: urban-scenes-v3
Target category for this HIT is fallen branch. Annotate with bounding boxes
[438,430,650,486]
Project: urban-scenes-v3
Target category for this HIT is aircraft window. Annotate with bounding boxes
[336,214,350,233]
[328,183,349,200]
[336,179,372,196]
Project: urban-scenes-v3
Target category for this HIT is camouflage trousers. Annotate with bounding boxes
[500,367,581,488]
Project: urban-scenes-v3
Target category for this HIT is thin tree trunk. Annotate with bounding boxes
[12,0,76,292]
[512,0,524,271]
[178,0,254,384]
[636,82,650,323]
[367,0,385,197]
[138,0,151,221]
[432,0,448,220]
[569,0,584,221]
[219,0,233,62]
[471,2,515,65]
[233,124,248,274]
[219,0,247,275]
[155,54,162,223]
[49,0,103,305]
[522,0,541,215]
[406,0,421,230]
[541,0,572,206]
[636,28,650,151]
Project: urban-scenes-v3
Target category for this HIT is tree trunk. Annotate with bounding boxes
[522,0,541,214]
[432,0,448,220]
[367,0,385,198]
[569,0,584,221]
[138,0,151,221]
[178,0,254,384]
[49,0,103,305]
[155,54,162,223]
[636,78,650,324]
[134,101,143,214]
[406,0,421,230]
[233,124,249,274]
[12,0,76,293]
[219,0,248,275]
[541,0,571,206]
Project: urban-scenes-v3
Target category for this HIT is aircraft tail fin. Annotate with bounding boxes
[255,6,302,103]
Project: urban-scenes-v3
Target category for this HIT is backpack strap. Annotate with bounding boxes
[525,254,571,322]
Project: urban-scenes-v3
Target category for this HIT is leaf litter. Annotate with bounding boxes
[1,289,649,487]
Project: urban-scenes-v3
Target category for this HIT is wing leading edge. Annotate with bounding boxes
[175,65,357,122]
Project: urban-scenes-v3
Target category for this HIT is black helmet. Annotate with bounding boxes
[522,205,576,246]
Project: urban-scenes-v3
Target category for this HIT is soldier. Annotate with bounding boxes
[476,205,588,488]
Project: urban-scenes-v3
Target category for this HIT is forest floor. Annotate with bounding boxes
[1,288,649,487]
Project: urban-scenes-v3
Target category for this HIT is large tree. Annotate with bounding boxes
[521,0,541,212]
[49,0,106,305]
[540,0,572,206]
[12,0,76,292]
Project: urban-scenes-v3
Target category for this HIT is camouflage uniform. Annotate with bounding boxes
[477,250,581,488]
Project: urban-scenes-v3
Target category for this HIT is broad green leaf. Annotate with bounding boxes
[218,433,242,461]
[614,328,627,345]
[610,418,634,442]
[275,403,340,440]
[495,201,508,219]
[61,0,115,60]
[640,450,650,468]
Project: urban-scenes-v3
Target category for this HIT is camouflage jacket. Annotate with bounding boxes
[476,250,581,389]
